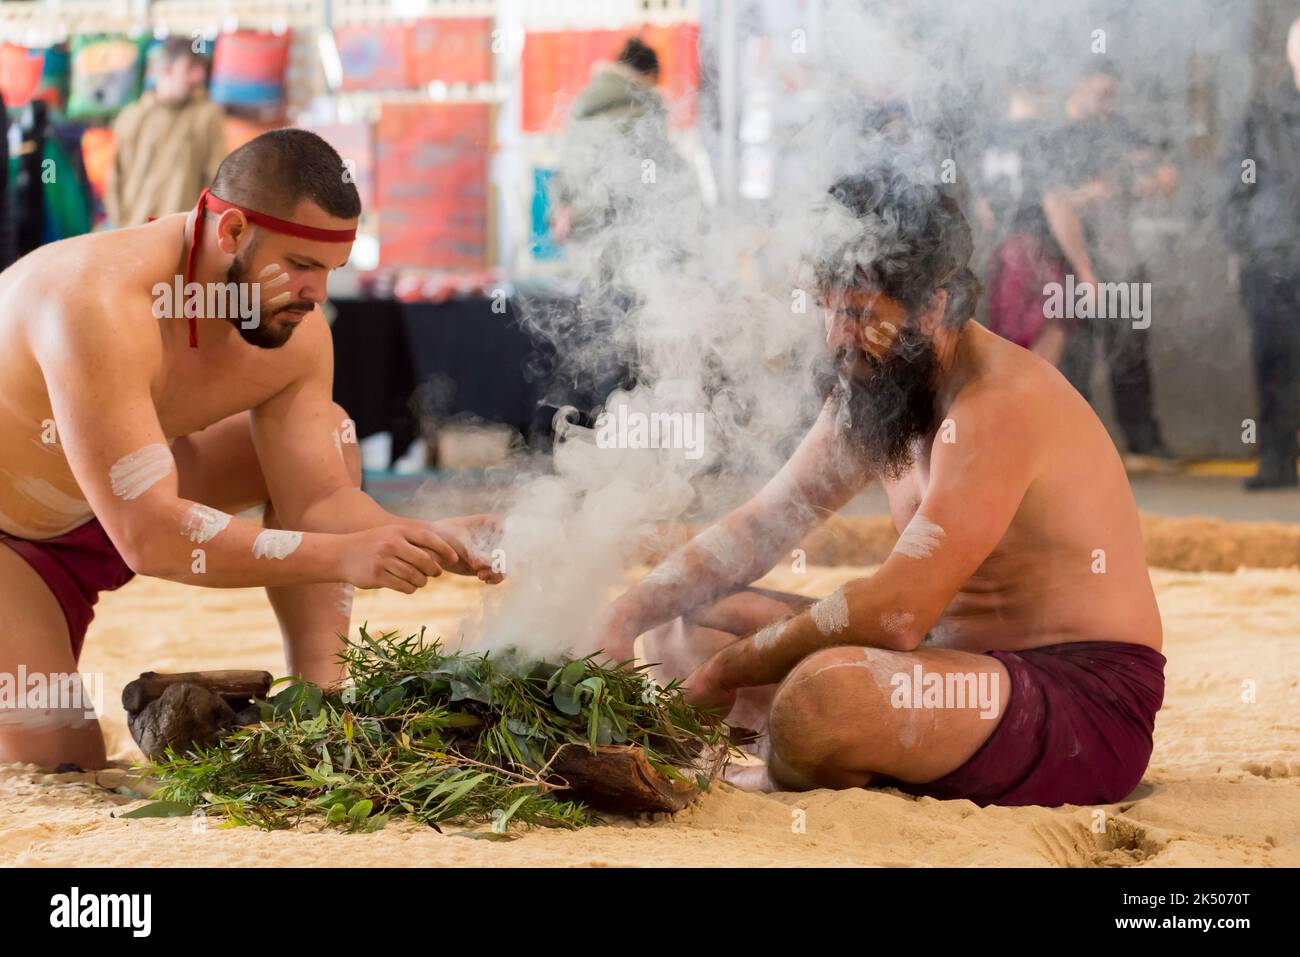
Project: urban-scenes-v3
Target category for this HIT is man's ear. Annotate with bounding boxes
[215,209,249,256]
[918,289,948,336]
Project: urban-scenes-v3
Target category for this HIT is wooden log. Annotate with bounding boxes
[550,743,700,814]
[122,670,272,714]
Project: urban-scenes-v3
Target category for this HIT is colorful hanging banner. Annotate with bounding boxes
[376,101,491,269]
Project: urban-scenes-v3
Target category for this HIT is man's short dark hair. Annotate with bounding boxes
[210,128,361,221]
[818,168,981,329]
[617,37,660,78]
[160,36,210,73]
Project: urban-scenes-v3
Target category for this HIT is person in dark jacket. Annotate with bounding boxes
[552,36,687,244]
[1225,16,1300,490]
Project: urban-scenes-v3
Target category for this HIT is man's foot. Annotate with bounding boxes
[722,758,778,792]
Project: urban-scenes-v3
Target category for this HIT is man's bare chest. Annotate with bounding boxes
[880,451,932,534]
[150,347,288,439]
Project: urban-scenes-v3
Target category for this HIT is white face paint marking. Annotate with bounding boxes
[109,444,174,500]
[180,504,232,544]
[252,529,303,560]
[751,620,786,651]
[810,586,850,637]
[893,513,946,560]
[266,291,293,307]
[257,263,282,279]
[263,272,291,290]
[864,326,889,348]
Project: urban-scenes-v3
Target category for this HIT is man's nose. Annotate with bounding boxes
[299,278,327,304]
[825,310,858,351]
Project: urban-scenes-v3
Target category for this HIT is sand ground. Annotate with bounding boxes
[1,558,1297,867]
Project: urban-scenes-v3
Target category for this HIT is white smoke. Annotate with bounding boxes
[428,0,1245,660]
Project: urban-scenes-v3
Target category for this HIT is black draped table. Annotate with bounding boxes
[330,293,602,466]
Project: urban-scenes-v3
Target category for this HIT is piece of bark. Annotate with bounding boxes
[128,683,239,761]
[550,744,700,814]
[122,670,272,714]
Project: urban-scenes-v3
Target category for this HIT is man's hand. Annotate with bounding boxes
[683,656,738,717]
[588,602,640,664]
[423,514,505,583]
[336,524,457,593]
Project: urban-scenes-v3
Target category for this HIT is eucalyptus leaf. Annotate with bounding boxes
[117,801,193,819]
[553,684,582,716]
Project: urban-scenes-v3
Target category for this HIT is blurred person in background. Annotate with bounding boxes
[551,36,687,246]
[107,37,227,227]
[1224,16,1300,491]
[978,68,1072,363]
[1041,62,1179,464]
[548,36,697,430]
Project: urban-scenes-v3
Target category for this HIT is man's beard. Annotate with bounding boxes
[225,248,311,349]
[813,326,941,479]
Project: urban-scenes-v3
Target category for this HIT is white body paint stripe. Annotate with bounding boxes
[109,444,174,501]
[810,586,850,636]
[751,620,786,650]
[894,514,945,560]
[181,504,232,544]
[252,529,303,560]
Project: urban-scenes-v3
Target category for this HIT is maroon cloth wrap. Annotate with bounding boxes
[0,519,135,663]
[885,640,1166,807]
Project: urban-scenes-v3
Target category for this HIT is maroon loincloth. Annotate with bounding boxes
[0,519,135,663]
[881,640,1165,807]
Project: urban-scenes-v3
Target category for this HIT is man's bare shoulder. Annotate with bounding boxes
[7,223,181,364]
[933,327,1098,477]
[956,327,1088,423]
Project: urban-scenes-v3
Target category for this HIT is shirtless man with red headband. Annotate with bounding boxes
[0,129,501,769]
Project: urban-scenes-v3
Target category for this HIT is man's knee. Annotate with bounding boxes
[768,646,906,783]
[0,714,108,769]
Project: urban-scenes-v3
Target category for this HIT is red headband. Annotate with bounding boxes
[183,188,358,347]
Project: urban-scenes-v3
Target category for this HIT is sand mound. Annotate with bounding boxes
[643,513,1300,572]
